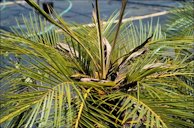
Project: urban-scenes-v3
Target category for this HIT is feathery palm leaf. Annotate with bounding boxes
[165,2,194,37]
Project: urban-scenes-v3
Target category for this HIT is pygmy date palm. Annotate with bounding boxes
[0,0,193,128]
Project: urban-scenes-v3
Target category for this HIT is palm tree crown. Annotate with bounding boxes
[0,0,193,128]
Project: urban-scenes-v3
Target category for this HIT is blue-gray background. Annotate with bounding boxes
[0,0,186,30]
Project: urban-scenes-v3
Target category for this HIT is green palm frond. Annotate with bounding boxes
[98,92,194,128]
[11,12,59,47]
[165,2,194,37]
[0,83,82,128]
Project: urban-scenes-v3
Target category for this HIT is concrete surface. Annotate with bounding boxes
[0,0,184,30]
